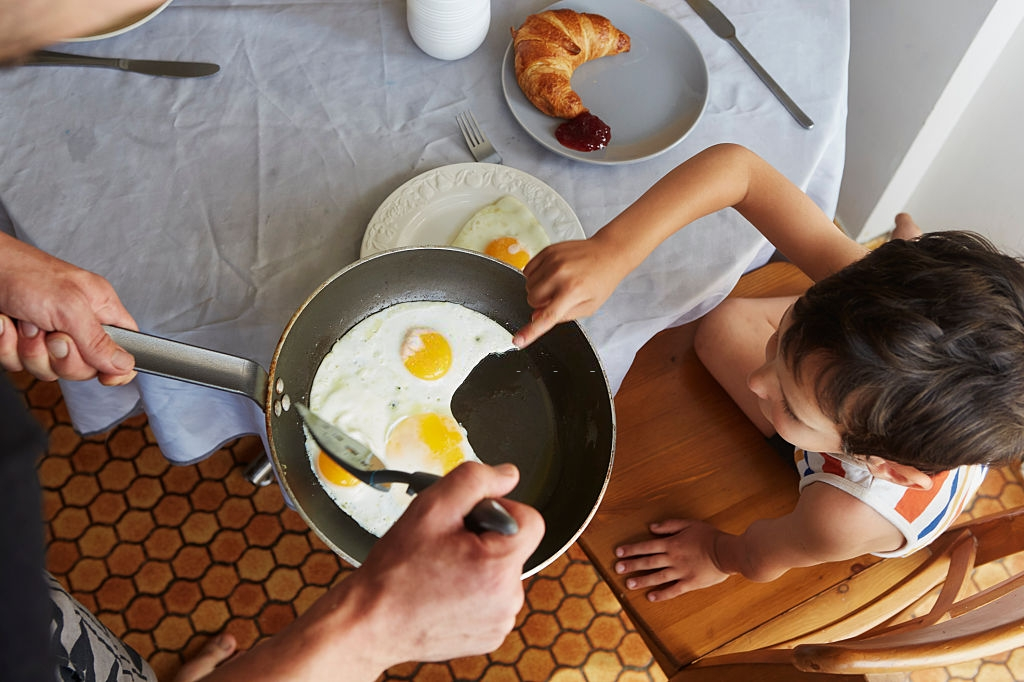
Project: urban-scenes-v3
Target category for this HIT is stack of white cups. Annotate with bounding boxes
[407,0,491,61]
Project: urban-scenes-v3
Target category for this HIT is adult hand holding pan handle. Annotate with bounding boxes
[0,233,137,385]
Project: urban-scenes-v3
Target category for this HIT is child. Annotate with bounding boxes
[513,144,1024,601]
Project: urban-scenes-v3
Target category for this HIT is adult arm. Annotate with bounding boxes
[515,143,868,347]
[614,481,905,601]
[198,461,545,681]
[0,232,137,384]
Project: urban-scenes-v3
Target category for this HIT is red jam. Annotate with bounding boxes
[555,112,611,152]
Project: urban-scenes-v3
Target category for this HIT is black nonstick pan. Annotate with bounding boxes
[107,247,615,577]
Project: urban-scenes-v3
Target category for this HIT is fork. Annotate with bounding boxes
[456,110,503,164]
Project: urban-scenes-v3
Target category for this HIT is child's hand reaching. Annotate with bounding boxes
[614,519,733,601]
[514,238,630,348]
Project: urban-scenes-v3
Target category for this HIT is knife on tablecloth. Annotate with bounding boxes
[23,50,219,78]
[685,0,813,129]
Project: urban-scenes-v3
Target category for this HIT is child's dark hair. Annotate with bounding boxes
[781,231,1024,473]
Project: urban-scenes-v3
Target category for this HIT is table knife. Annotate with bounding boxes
[23,50,219,78]
[685,0,813,129]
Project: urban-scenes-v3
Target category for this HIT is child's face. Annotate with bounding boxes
[747,305,844,454]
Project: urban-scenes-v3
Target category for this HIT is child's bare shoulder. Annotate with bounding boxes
[795,482,905,557]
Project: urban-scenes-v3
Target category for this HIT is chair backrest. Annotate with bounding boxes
[672,505,1024,680]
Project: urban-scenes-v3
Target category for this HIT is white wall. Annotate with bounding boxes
[837,0,1023,249]
[903,18,1024,256]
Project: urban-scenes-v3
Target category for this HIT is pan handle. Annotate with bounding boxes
[103,325,268,405]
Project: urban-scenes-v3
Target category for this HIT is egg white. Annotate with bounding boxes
[305,301,515,537]
[451,195,551,268]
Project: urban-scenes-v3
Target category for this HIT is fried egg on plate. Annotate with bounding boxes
[305,301,515,536]
[451,195,551,270]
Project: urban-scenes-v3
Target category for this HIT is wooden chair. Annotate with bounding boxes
[577,261,1024,680]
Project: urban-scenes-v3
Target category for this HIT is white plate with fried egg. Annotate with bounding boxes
[361,163,584,269]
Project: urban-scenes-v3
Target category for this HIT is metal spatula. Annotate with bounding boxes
[296,403,518,536]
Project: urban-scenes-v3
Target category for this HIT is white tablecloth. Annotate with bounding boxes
[0,0,848,464]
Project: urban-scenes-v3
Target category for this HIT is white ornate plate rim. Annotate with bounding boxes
[361,163,585,258]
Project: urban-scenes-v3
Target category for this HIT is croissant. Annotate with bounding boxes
[512,9,630,119]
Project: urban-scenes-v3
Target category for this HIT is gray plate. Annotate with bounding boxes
[501,0,709,165]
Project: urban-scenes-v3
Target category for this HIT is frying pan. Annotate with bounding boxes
[107,247,615,577]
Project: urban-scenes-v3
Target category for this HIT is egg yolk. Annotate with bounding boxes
[401,328,452,380]
[485,237,530,270]
[385,413,466,474]
[317,450,360,487]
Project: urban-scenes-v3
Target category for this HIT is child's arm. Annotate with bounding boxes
[614,482,906,601]
[514,143,868,348]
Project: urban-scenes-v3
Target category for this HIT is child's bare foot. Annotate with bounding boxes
[172,633,237,682]
[892,212,923,240]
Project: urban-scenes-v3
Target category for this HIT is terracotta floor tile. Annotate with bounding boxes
[51,506,90,539]
[237,547,274,581]
[107,429,146,460]
[46,539,80,574]
[974,662,1016,682]
[126,595,166,631]
[516,648,556,681]
[561,562,600,596]
[555,595,596,631]
[172,545,212,580]
[586,614,626,650]
[526,576,565,612]
[480,664,520,682]
[208,529,247,564]
[162,465,201,495]
[144,527,182,561]
[153,614,193,650]
[153,494,191,527]
[216,497,255,529]
[134,560,173,595]
[38,455,73,487]
[227,582,267,618]
[199,564,240,599]
[180,511,219,545]
[272,532,311,566]
[78,525,117,558]
[47,424,81,457]
[134,445,171,478]
[163,580,202,615]
[126,477,165,510]
[521,612,560,647]
[67,557,108,592]
[490,631,527,664]
[98,459,137,492]
[116,509,156,543]
[243,513,283,547]
[62,473,101,507]
[617,632,656,668]
[197,455,234,481]
[299,551,342,585]
[89,491,128,525]
[412,663,453,682]
[450,655,490,680]
[549,668,586,682]
[264,567,303,602]
[584,650,624,682]
[191,599,230,633]
[96,576,136,611]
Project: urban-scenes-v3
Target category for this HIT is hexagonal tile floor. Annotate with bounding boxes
[15,369,1024,682]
